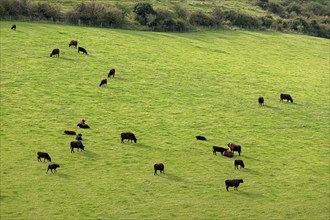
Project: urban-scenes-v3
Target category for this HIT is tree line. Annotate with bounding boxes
[0,0,329,38]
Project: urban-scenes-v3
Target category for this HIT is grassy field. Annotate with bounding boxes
[0,21,329,220]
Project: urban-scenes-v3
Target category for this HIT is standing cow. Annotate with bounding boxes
[11,24,16,30]
[227,143,242,156]
[121,132,137,143]
[37,152,51,162]
[69,40,78,47]
[78,47,88,55]
[234,160,245,169]
[70,140,85,153]
[154,163,165,175]
[225,179,244,191]
[108,68,115,77]
[99,79,107,87]
[258,97,264,106]
[212,146,228,155]
[50,48,60,57]
[280,93,293,103]
[47,164,60,174]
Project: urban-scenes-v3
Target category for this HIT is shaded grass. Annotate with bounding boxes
[0,21,329,220]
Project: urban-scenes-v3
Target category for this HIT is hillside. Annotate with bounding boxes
[0,21,329,220]
[1,0,329,38]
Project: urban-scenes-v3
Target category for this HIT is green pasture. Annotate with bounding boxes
[0,21,329,219]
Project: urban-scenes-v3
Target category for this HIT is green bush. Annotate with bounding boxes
[224,10,261,29]
[189,10,215,26]
[133,2,156,26]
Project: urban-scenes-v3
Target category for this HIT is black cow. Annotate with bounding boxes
[69,40,78,47]
[227,143,242,156]
[234,160,245,169]
[154,163,165,175]
[77,123,90,129]
[64,130,76,135]
[99,79,107,87]
[108,68,115,77]
[196,135,207,141]
[47,164,60,174]
[212,146,228,155]
[223,150,234,158]
[37,152,51,162]
[50,48,60,57]
[11,24,16,30]
[121,132,137,143]
[70,140,85,153]
[225,179,244,191]
[258,97,264,106]
[78,47,88,55]
[280,93,293,103]
[76,133,82,141]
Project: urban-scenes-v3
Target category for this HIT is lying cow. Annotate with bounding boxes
[99,79,107,87]
[77,123,90,129]
[234,160,245,169]
[223,150,233,158]
[154,163,165,175]
[196,135,207,141]
[212,146,228,155]
[78,47,88,55]
[64,130,76,135]
[258,96,264,106]
[47,164,60,174]
[227,143,242,156]
[280,93,293,103]
[69,40,78,47]
[108,68,115,77]
[225,179,244,191]
[37,152,51,162]
[121,132,137,143]
[50,48,60,57]
[70,140,85,153]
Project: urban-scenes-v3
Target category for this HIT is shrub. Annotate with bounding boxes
[256,0,269,10]
[224,10,261,29]
[289,17,309,32]
[34,3,61,20]
[267,2,286,17]
[173,4,188,20]
[212,7,224,25]
[133,3,155,26]
[261,15,273,29]
[287,2,302,15]
[189,10,215,26]
[104,7,126,27]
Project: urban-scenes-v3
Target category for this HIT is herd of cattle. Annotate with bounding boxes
[19,23,295,192]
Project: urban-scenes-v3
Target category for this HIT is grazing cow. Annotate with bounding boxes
[50,48,60,57]
[280,93,293,103]
[69,40,78,47]
[212,146,228,155]
[64,130,76,135]
[258,96,264,106]
[70,140,85,153]
[223,150,234,157]
[108,68,115,77]
[99,79,107,87]
[11,24,16,30]
[77,123,90,129]
[37,152,51,162]
[76,133,82,141]
[121,132,137,143]
[227,143,242,156]
[196,135,207,141]
[234,160,245,169]
[154,163,165,175]
[78,47,88,55]
[225,179,244,191]
[47,164,60,174]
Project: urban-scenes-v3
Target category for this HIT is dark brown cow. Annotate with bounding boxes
[70,140,85,153]
[77,123,90,129]
[154,163,165,175]
[47,164,60,174]
[11,24,16,30]
[225,179,243,191]
[50,48,60,57]
[121,132,137,143]
[280,93,293,103]
[99,79,107,87]
[258,97,264,106]
[108,68,115,77]
[37,152,51,162]
[69,40,78,47]
[227,143,242,156]
[76,133,82,141]
[212,146,228,155]
[64,130,76,135]
[223,151,234,157]
[234,160,245,169]
[78,47,88,55]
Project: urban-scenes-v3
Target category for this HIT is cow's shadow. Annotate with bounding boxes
[80,150,98,158]
[158,173,186,183]
[56,173,71,179]
[235,191,263,198]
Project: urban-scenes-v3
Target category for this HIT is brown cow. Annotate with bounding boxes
[69,40,78,47]
[50,48,60,57]
[64,130,76,135]
[223,151,234,157]
[154,163,165,175]
[121,132,137,143]
[227,143,242,156]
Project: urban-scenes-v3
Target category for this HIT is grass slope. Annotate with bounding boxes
[0,21,329,220]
